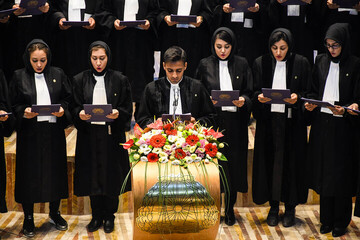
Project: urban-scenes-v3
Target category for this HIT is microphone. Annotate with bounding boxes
[173,87,180,119]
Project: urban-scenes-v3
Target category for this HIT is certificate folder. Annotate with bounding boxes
[120,20,146,27]
[281,0,307,5]
[301,98,335,108]
[20,0,47,16]
[342,106,360,114]
[0,8,17,19]
[211,90,240,107]
[162,113,191,122]
[170,15,197,23]
[262,88,291,104]
[83,104,113,122]
[62,21,90,27]
[32,104,61,116]
[229,0,256,12]
[0,112,12,117]
[333,0,359,8]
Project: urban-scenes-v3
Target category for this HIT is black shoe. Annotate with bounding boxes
[332,227,346,237]
[49,211,68,231]
[225,208,236,226]
[104,218,115,233]
[87,218,103,232]
[320,224,333,234]
[23,215,35,238]
[266,208,279,226]
[282,209,295,228]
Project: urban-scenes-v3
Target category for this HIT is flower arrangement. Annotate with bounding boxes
[123,119,227,168]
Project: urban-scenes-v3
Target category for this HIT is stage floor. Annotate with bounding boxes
[1,205,360,239]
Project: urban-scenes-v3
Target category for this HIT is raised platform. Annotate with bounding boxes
[3,123,320,215]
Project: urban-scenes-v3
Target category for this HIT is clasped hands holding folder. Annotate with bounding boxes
[23,106,64,119]
[79,109,119,121]
[211,96,246,108]
[258,93,298,105]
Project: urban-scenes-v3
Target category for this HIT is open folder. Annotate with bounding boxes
[83,104,113,122]
[32,104,61,116]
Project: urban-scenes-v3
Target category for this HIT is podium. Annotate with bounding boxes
[132,161,221,240]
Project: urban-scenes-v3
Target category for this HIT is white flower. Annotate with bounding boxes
[141,156,148,162]
[178,126,184,131]
[194,157,202,163]
[168,135,177,143]
[185,157,193,164]
[213,142,217,146]
[169,155,175,161]
[175,141,183,148]
[197,148,205,153]
[159,157,169,163]
[159,152,168,158]
[219,143,224,148]
[152,130,162,135]
[206,154,212,160]
[189,146,197,153]
[204,159,210,164]
[143,148,151,155]
[177,131,183,137]
[140,144,148,150]
[133,154,140,160]
[138,149,144,154]
[152,148,162,154]
[163,145,172,151]
[172,160,181,165]
[216,152,222,159]
[198,134,204,138]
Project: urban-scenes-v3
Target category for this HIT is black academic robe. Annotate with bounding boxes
[5,1,49,79]
[0,69,14,213]
[0,0,13,73]
[9,67,71,204]
[212,0,270,66]
[306,53,360,198]
[252,53,311,205]
[195,55,253,193]
[268,0,318,64]
[157,0,213,77]
[97,0,159,102]
[136,76,216,128]
[48,0,102,77]
[71,69,132,197]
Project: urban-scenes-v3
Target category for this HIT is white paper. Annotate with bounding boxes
[287,5,300,17]
[231,12,244,22]
[244,18,253,28]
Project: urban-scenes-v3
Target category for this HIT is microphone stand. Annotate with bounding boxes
[172,88,179,121]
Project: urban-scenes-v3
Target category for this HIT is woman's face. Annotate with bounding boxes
[91,48,108,73]
[214,38,232,60]
[271,39,289,61]
[326,39,342,58]
[30,49,48,73]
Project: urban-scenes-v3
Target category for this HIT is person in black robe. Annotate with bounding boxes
[0,69,14,214]
[0,0,13,72]
[212,0,270,66]
[305,23,360,238]
[157,0,213,77]
[96,0,159,119]
[252,28,311,227]
[71,41,132,234]
[9,39,71,238]
[195,27,253,226]
[137,46,216,128]
[48,0,101,77]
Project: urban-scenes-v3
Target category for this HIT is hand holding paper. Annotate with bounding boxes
[283,93,298,105]
[233,97,245,108]
[51,106,64,118]
[79,109,91,121]
[258,93,271,103]
[24,107,38,119]
[106,109,119,120]
[0,110,9,122]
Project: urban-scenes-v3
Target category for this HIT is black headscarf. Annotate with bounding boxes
[324,23,351,63]
[211,27,237,61]
[268,28,293,62]
[23,39,51,74]
[88,41,112,76]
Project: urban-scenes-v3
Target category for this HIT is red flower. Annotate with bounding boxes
[166,129,177,136]
[163,123,173,131]
[185,123,194,130]
[175,149,186,159]
[147,118,163,130]
[134,123,143,139]
[123,139,134,150]
[186,135,199,146]
[205,143,218,157]
[147,153,159,162]
[150,135,166,148]
[204,129,224,139]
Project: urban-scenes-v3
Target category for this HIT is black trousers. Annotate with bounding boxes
[90,195,119,220]
[320,195,352,228]
[22,199,61,216]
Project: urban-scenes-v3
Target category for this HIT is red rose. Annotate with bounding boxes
[123,139,134,150]
[175,149,186,159]
[150,135,166,148]
[186,135,199,146]
[205,143,218,157]
[166,129,177,136]
[147,153,159,162]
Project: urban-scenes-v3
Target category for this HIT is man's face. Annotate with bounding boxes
[163,60,187,84]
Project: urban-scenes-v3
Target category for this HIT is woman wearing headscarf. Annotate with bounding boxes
[0,69,14,214]
[71,41,132,234]
[252,28,311,227]
[305,23,360,237]
[195,27,253,226]
[10,39,72,238]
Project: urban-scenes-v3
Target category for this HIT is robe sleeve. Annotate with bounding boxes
[71,72,87,131]
[136,83,157,128]
[0,69,14,137]
[240,59,254,112]
[251,57,265,120]
[57,68,73,129]
[48,0,66,29]
[193,82,216,127]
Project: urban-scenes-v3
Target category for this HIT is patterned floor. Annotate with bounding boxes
[1,205,360,239]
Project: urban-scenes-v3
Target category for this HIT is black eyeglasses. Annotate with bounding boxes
[324,43,341,50]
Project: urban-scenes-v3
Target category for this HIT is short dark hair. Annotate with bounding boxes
[163,46,187,63]
[215,30,232,45]
[269,31,289,47]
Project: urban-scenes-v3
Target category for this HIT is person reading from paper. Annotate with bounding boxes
[136,46,216,128]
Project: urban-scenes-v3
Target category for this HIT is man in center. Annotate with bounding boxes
[137,46,216,128]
